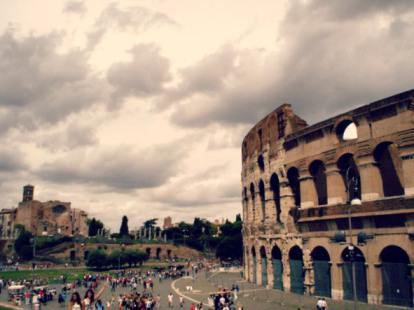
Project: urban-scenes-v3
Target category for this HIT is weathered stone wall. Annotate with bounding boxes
[242,89,414,306]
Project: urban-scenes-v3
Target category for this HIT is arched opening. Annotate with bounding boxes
[272,246,283,290]
[309,160,327,205]
[374,142,405,197]
[270,174,281,222]
[380,246,412,307]
[289,246,304,294]
[167,249,172,260]
[156,247,161,260]
[260,246,268,287]
[250,183,256,222]
[146,247,151,258]
[341,246,367,302]
[336,120,358,141]
[243,187,248,221]
[252,246,257,284]
[84,250,90,260]
[311,246,331,297]
[259,180,266,221]
[287,167,301,207]
[257,154,265,171]
[337,153,361,201]
[70,250,76,261]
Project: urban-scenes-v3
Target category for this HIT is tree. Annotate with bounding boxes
[14,227,33,261]
[86,249,108,269]
[119,215,129,236]
[216,235,243,262]
[87,218,104,237]
[143,218,158,229]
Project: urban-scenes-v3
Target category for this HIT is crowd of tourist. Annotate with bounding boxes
[0,264,248,310]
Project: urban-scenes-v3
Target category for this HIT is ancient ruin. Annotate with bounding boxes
[241,89,414,307]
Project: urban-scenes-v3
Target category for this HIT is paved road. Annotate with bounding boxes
[173,271,404,310]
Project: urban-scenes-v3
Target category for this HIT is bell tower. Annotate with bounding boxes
[22,184,34,202]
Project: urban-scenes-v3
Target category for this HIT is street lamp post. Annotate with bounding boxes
[342,122,361,310]
[346,168,361,310]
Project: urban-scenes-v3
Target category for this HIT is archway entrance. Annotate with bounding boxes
[311,246,331,297]
[252,247,257,284]
[341,247,367,302]
[381,246,412,307]
[272,246,283,290]
[260,246,268,287]
[289,246,304,294]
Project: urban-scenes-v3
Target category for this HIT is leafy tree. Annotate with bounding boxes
[216,235,243,261]
[86,249,107,268]
[14,228,33,261]
[87,218,104,237]
[143,218,158,229]
[119,215,129,236]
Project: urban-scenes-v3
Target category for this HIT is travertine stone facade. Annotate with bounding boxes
[242,90,414,307]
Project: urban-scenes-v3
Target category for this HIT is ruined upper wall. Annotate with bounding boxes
[241,89,414,165]
[241,104,307,162]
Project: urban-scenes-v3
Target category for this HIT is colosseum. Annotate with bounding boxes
[241,89,414,307]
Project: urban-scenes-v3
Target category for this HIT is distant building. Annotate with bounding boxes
[0,208,17,239]
[163,216,172,229]
[3,185,89,238]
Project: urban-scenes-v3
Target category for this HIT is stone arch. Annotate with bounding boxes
[341,246,367,302]
[260,246,268,287]
[335,119,358,141]
[250,183,256,222]
[289,246,304,294]
[309,160,328,205]
[259,180,266,221]
[311,246,331,297]
[257,154,265,171]
[373,141,405,197]
[337,153,361,201]
[270,173,281,222]
[287,167,301,207]
[252,246,257,284]
[156,247,161,260]
[380,245,412,307]
[271,246,283,290]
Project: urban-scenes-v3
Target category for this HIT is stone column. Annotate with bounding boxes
[299,174,317,208]
[401,150,414,196]
[326,165,346,205]
[367,263,382,304]
[358,155,384,201]
[332,263,344,300]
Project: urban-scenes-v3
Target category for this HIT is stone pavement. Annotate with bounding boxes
[173,271,405,310]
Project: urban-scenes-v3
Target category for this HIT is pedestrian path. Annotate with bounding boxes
[172,271,407,310]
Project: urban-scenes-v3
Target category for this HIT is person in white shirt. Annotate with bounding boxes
[168,292,174,308]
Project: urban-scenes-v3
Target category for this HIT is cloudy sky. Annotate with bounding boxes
[0,0,413,231]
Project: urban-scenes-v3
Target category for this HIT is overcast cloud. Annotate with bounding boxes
[0,0,413,229]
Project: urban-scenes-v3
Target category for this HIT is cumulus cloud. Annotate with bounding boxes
[0,148,28,173]
[63,0,87,15]
[87,2,177,49]
[36,121,99,151]
[0,30,108,134]
[107,44,172,106]
[149,164,241,208]
[36,139,192,191]
[166,0,414,127]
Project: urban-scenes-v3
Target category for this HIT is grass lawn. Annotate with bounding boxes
[0,262,172,284]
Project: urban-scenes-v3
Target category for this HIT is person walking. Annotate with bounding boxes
[167,292,174,308]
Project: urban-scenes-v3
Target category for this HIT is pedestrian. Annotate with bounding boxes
[179,296,184,309]
[167,293,174,308]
